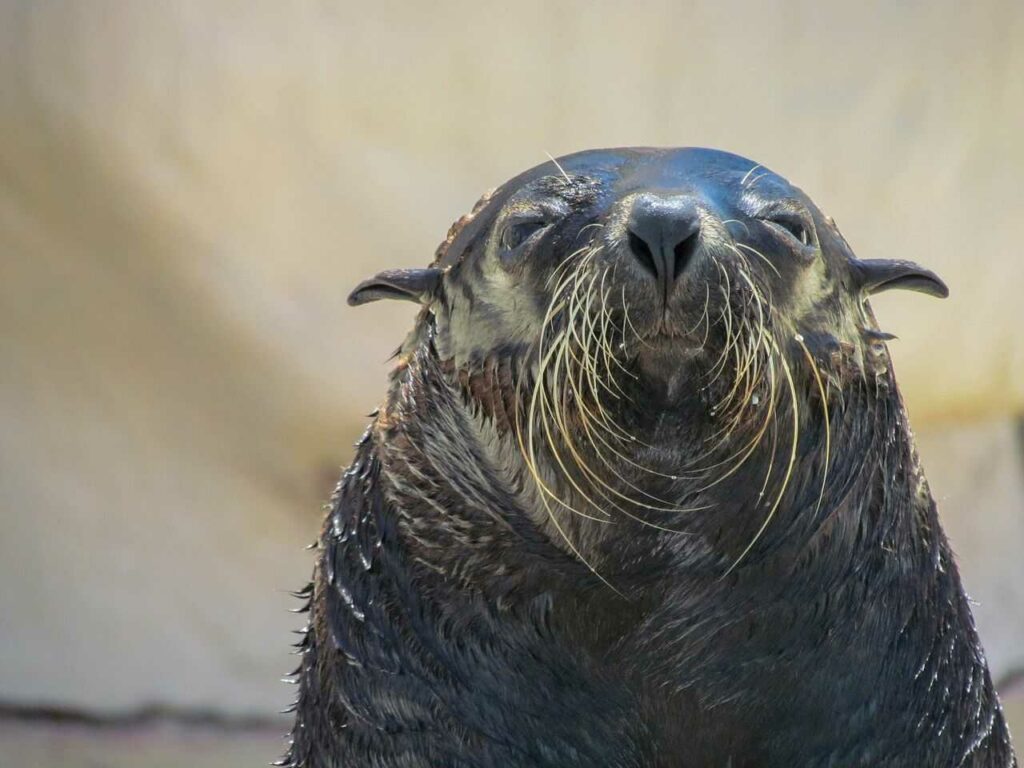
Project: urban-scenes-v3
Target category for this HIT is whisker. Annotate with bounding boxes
[545,151,572,183]
[732,242,781,280]
[722,330,800,576]
[795,333,831,516]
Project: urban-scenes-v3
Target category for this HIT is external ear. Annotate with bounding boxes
[347,268,443,306]
[851,259,949,299]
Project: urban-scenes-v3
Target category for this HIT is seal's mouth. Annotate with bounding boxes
[608,278,725,370]
[632,308,712,346]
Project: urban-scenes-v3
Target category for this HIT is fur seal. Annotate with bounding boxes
[282,148,1017,767]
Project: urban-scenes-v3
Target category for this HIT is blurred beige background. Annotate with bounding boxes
[1,0,1022,764]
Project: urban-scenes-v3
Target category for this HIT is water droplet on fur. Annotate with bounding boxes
[794,333,804,342]
[751,394,761,405]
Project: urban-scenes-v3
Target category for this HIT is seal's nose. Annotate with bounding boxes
[626,194,702,297]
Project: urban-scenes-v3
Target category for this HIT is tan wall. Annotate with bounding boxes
[1,0,1021,721]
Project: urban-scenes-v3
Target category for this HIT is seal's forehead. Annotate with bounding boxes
[438,147,794,268]
[493,147,778,194]
[555,147,786,191]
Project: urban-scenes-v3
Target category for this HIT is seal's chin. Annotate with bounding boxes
[631,334,703,403]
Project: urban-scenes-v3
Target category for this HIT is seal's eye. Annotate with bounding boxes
[500,216,550,252]
[760,213,814,248]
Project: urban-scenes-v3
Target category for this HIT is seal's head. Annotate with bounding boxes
[350,147,944,401]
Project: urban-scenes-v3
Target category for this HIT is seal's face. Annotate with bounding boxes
[351,148,944,402]
[450,149,838,396]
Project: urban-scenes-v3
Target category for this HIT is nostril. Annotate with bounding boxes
[672,231,700,282]
[628,231,658,278]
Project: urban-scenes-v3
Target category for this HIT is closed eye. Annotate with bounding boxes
[760,214,813,248]
[500,217,550,251]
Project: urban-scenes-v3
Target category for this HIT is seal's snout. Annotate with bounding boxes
[625,193,702,302]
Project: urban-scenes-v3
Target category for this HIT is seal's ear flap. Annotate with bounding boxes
[347,268,443,307]
[851,259,949,299]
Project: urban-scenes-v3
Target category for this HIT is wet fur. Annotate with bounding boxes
[282,149,1016,767]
